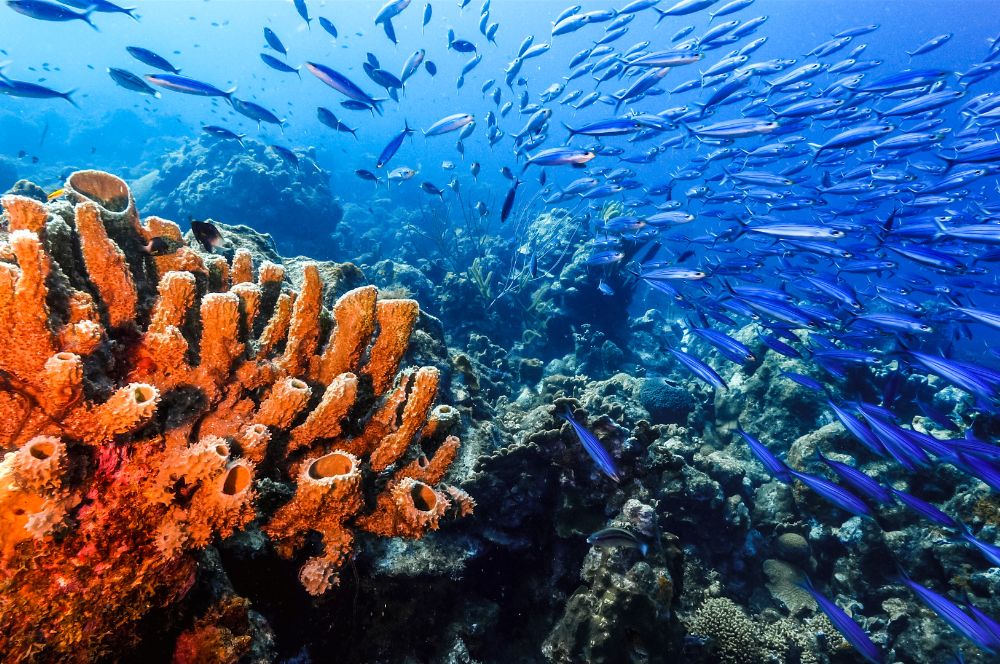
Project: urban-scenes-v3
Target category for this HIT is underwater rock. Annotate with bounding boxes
[542,549,678,663]
[137,137,344,258]
[640,378,696,425]
[3,178,44,202]
[712,342,826,443]
[685,596,839,664]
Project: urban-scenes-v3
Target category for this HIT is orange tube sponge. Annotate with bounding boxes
[356,477,450,539]
[239,423,271,464]
[255,291,294,359]
[6,230,57,382]
[265,451,363,567]
[1,194,48,233]
[149,271,197,333]
[91,382,160,438]
[75,201,139,329]
[10,435,66,494]
[396,435,461,486]
[364,299,420,395]
[199,293,244,383]
[279,263,322,376]
[369,366,440,471]
[254,377,312,429]
[287,372,358,454]
[43,351,84,414]
[312,285,377,384]
[231,248,254,284]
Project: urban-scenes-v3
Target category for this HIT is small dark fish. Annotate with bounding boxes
[891,489,959,528]
[142,237,170,256]
[420,181,444,198]
[382,17,397,44]
[260,53,300,77]
[377,120,414,169]
[269,144,298,167]
[190,220,221,253]
[0,74,77,107]
[145,73,233,99]
[263,27,286,55]
[587,527,648,555]
[669,348,727,390]
[107,67,159,97]
[780,371,824,392]
[58,0,135,19]
[901,572,998,654]
[231,97,284,128]
[319,16,337,38]
[449,37,477,53]
[355,169,382,185]
[789,469,872,518]
[202,125,245,147]
[317,107,357,137]
[500,178,521,223]
[817,451,893,505]
[126,46,179,74]
[425,60,438,76]
[293,0,311,27]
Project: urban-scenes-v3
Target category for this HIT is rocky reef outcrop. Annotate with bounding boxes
[133,137,344,259]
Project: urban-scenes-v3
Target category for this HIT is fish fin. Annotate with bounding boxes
[62,88,80,109]
[83,7,100,31]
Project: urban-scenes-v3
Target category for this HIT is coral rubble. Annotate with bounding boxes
[0,170,469,660]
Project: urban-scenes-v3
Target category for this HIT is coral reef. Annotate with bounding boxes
[132,137,344,259]
[0,170,469,660]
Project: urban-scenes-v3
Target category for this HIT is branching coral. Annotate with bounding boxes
[0,170,471,661]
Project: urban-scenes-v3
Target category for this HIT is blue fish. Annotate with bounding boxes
[800,578,883,664]
[901,572,998,654]
[668,348,728,390]
[736,426,791,482]
[562,407,620,483]
[816,451,893,505]
[7,0,97,29]
[789,469,872,518]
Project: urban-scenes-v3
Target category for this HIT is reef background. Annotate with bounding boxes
[1,1,1000,663]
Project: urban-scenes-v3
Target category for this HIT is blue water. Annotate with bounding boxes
[4,0,1000,662]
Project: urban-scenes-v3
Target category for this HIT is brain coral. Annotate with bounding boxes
[0,170,472,661]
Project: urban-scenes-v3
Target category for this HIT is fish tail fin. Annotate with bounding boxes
[82,7,100,31]
[124,6,139,20]
[63,88,80,109]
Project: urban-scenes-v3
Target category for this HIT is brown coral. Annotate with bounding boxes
[0,171,470,661]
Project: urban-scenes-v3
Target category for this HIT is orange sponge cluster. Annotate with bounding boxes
[0,171,472,660]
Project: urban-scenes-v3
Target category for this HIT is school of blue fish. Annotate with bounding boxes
[5,0,1000,660]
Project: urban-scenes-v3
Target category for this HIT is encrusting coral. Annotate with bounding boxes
[0,170,471,661]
